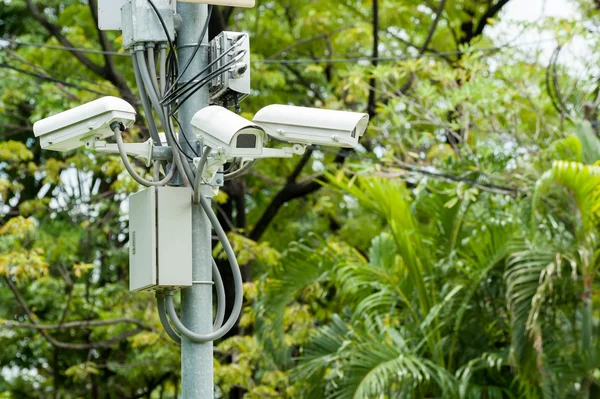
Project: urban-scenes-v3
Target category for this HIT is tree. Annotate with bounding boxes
[3,0,600,398]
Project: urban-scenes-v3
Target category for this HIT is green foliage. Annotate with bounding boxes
[3,0,600,398]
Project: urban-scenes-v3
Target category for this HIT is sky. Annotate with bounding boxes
[491,0,578,46]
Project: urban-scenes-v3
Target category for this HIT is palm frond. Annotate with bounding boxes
[324,175,435,316]
[255,236,360,367]
[574,120,600,165]
[532,161,600,234]
[329,335,457,399]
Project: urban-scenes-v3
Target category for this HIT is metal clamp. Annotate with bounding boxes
[192,280,214,285]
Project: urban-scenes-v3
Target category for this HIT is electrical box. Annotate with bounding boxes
[98,0,127,30]
[99,0,174,31]
[177,0,254,6]
[121,0,175,48]
[129,187,192,292]
[209,31,250,107]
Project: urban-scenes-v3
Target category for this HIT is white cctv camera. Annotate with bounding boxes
[191,106,268,159]
[33,96,136,152]
[253,105,369,148]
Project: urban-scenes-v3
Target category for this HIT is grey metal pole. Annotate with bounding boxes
[175,3,213,398]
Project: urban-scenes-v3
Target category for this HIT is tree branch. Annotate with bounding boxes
[5,49,78,101]
[0,62,113,97]
[87,0,135,102]
[248,149,347,242]
[386,30,451,63]
[391,0,448,97]
[3,317,151,331]
[367,0,379,118]
[420,0,447,53]
[282,64,327,104]
[458,0,511,46]
[267,25,356,60]
[24,0,105,77]
[3,276,147,350]
[473,0,511,40]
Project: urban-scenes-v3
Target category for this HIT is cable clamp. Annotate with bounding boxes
[192,280,214,285]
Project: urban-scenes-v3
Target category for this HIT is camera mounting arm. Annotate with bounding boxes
[85,137,155,167]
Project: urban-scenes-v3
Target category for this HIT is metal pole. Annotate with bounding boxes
[175,3,213,398]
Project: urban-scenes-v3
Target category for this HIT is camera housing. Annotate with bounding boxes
[191,106,267,158]
[33,96,136,152]
[253,105,369,148]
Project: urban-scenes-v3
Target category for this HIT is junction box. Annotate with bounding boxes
[129,186,192,292]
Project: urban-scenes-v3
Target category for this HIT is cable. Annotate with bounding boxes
[3,50,119,92]
[224,160,255,181]
[156,257,225,345]
[167,55,246,115]
[212,258,226,330]
[0,62,115,98]
[164,34,245,101]
[309,145,520,196]
[193,147,211,203]
[170,5,213,92]
[167,118,197,161]
[134,49,194,186]
[146,0,176,63]
[112,123,176,186]
[4,37,557,64]
[165,193,244,343]
[172,115,200,158]
[255,38,558,65]
[156,292,181,344]
[132,52,162,146]
[147,45,160,95]
[3,38,128,56]
[163,46,247,104]
[159,45,167,96]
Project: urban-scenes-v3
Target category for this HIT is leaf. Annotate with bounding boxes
[574,120,600,164]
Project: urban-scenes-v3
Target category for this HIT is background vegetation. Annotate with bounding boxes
[1,0,600,397]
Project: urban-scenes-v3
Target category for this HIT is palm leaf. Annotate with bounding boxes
[532,161,600,234]
[328,332,457,399]
[574,120,600,165]
[255,236,360,367]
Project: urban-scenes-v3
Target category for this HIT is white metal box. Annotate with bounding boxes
[129,187,192,292]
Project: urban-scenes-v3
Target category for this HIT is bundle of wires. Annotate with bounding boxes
[112,0,247,344]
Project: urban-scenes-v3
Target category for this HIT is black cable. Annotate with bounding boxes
[234,93,241,114]
[167,124,195,161]
[169,5,213,93]
[6,37,557,65]
[173,114,200,158]
[168,56,244,114]
[146,0,176,63]
[163,45,245,103]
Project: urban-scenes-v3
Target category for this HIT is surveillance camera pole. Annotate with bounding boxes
[175,3,214,398]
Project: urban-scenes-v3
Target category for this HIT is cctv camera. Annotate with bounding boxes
[191,106,267,159]
[33,96,136,152]
[252,105,369,148]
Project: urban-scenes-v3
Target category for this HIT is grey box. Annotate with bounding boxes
[129,187,192,292]
[98,0,128,30]
[121,0,175,49]
[209,31,250,106]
